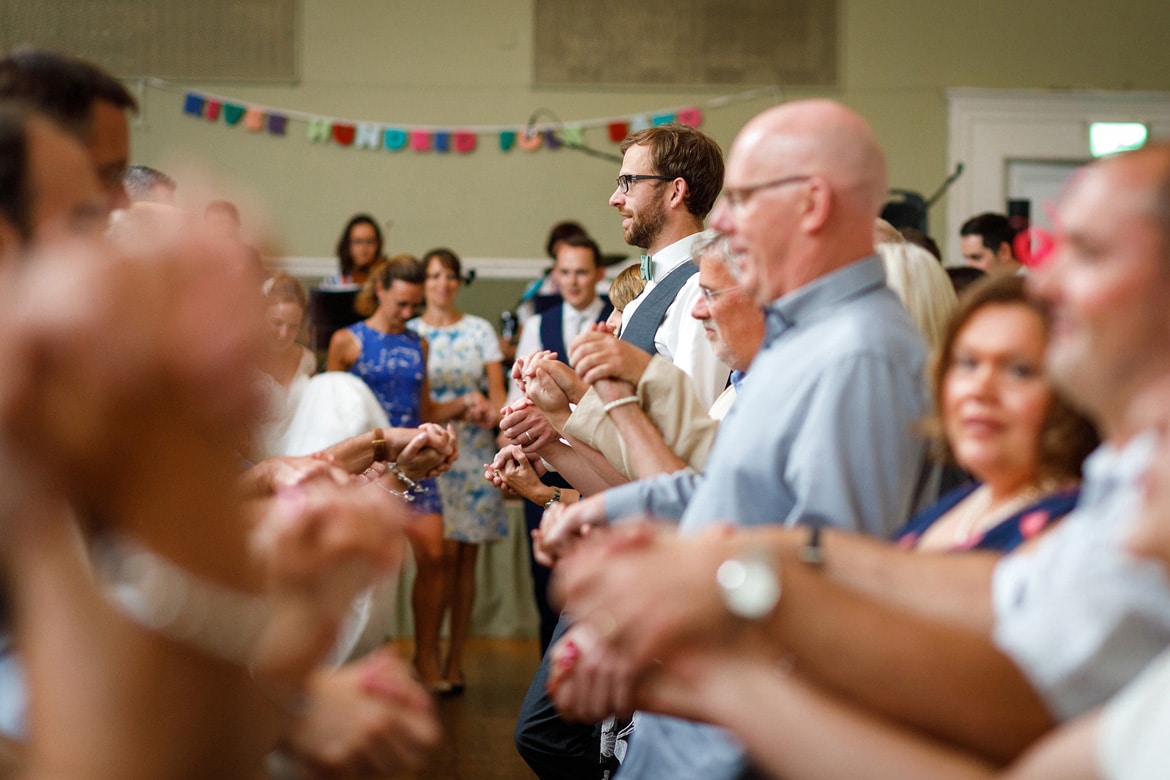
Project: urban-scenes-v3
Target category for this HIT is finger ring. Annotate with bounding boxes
[525,431,533,443]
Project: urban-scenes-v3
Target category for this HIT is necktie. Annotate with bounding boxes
[640,254,653,281]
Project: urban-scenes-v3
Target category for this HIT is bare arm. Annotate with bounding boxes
[326,328,360,371]
[773,548,1054,763]
[592,378,687,478]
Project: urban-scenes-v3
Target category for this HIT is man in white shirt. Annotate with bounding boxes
[510,234,610,402]
[609,124,731,408]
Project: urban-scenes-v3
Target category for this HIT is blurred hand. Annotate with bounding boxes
[532,497,607,567]
[287,648,440,777]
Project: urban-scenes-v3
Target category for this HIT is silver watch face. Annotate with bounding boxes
[717,556,781,620]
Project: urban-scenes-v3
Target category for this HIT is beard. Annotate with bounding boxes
[624,197,668,250]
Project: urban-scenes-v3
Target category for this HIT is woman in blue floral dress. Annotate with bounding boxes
[409,248,507,693]
[327,255,474,691]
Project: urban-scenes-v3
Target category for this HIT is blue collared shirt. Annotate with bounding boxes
[605,255,931,780]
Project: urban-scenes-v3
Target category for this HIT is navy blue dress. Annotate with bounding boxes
[892,482,1080,552]
[346,321,442,514]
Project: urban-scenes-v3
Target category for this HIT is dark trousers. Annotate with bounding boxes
[522,473,572,654]
[514,614,601,780]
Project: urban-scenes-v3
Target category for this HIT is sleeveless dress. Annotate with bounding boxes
[345,321,442,514]
[892,482,1081,552]
[408,314,508,542]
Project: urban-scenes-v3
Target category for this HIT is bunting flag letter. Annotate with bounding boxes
[607,122,628,143]
[266,114,288,136]
[223,103,246,125]
[561,125,585,147]
[652,112,675,126]
[205,100,222,121]
[454,132,477,153]
[410,130,431,151]
[307,118,331,142]
[516,129,543,151]
[355,123,381,149]
[244,107,265,132]
[333,123,357,146]
[543,129,562,150]
[499,130,516,151]
[676,107,703,127]
[433,131,451,152]
[183,93,205,117]
[629,115,651,132]
[384,128,408,151]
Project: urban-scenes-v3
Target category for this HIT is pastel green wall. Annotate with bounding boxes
[129,0,1170,277]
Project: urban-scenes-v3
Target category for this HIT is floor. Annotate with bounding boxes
[395,636,543,780]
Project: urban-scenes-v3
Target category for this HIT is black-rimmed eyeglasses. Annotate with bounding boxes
[722,175,812,210]
[616,174,675,194]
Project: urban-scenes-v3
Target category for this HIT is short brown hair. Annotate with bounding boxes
[926,274,1098,481]
[620,123,724,219]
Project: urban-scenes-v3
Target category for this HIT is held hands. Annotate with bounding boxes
[393,423,458,480]
[511,348,558,396]
[530,495,608,567]
[544,524,750,720]
[499,398,559,454]
[287,648,440,777]
[570,331,652,388]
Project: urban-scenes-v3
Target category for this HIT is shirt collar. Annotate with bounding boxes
[1080,428,1158,507]
[763,254,888,345]
[644,230,712,281]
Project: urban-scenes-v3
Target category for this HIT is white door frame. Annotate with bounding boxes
[945,88,1170,265]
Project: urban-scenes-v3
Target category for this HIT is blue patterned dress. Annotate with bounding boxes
[345,321,442,514]
[408,314,508,542]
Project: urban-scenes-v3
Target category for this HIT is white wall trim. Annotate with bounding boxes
[273,256,557,282]
[945,88,1170,265]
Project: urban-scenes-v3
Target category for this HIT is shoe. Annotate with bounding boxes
[425,679,453,695]
[445,671,466,696]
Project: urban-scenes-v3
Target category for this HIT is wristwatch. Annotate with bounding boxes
[717,549,781,620]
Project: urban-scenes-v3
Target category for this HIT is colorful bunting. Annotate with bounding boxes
[167,80,773,157]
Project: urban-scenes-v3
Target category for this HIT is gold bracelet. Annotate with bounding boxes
[372,427,387,462]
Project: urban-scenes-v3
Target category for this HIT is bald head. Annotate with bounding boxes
[736,100,888,220]
[712,99,890,305]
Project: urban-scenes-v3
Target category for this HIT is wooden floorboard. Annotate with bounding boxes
[394,637,542,779]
